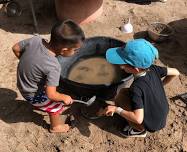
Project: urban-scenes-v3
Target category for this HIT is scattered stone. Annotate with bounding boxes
[174,100,187,108]
[182,111,187,117]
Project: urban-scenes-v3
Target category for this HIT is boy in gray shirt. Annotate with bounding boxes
[12,20,85,133]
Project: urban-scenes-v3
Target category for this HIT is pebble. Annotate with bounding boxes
[182,111,187,117]
[174,100,186,108]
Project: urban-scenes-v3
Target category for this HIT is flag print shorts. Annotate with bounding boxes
[25,91,64,115]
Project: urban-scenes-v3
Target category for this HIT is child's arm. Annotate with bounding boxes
[120,108,144,124]
[46,86,73,105]
[162,68,180,85]
[12,43,22,59]
[104,105,144,124]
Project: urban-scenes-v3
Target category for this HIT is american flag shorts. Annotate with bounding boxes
[25,91,64,115]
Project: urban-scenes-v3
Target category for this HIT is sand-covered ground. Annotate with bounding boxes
[0,0,187,151]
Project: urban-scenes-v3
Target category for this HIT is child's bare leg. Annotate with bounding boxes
[49,113,70,133]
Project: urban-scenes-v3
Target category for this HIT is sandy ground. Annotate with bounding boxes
[0,0,187,152]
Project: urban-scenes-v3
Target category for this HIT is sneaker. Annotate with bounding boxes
[120,125,147,138]
[160,0,167,3]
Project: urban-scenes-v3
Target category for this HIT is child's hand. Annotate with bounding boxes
[62,95,73,105]
[104,105,117,116]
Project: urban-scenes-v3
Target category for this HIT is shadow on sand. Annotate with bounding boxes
[69,101,128,138]
[0,88,49,129]
[116,0,160,5]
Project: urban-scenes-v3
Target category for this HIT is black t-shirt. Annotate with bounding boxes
[130,65,169,132]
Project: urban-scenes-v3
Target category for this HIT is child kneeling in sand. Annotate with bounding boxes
[12,20,85,133]
[103,39,179,137]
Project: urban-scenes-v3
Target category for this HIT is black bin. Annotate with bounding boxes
[57,36,133,100]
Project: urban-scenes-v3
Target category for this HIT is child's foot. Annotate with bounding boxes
[50,124,70,133]
[120,125,147,138]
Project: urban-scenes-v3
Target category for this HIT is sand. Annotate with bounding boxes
[0,0,187,151]
[68,57,122,85]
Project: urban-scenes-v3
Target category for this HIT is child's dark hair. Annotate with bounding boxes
[50,20,85,48]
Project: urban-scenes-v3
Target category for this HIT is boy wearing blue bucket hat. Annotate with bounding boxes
[103,39,179,137]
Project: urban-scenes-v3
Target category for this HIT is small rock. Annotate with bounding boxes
[174,100,186,108]
[182,111,187,117]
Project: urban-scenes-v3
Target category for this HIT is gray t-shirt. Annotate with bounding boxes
[17,36,61,98]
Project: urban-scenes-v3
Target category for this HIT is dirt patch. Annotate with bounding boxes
[149,23,172,35]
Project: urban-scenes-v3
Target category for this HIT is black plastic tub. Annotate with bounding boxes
[57,36,133,100]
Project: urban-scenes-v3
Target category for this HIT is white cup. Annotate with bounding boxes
[122,18,133,33]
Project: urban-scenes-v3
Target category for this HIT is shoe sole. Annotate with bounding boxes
[119,132,147,138]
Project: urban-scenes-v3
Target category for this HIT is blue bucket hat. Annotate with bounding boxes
[106,39,158,68]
